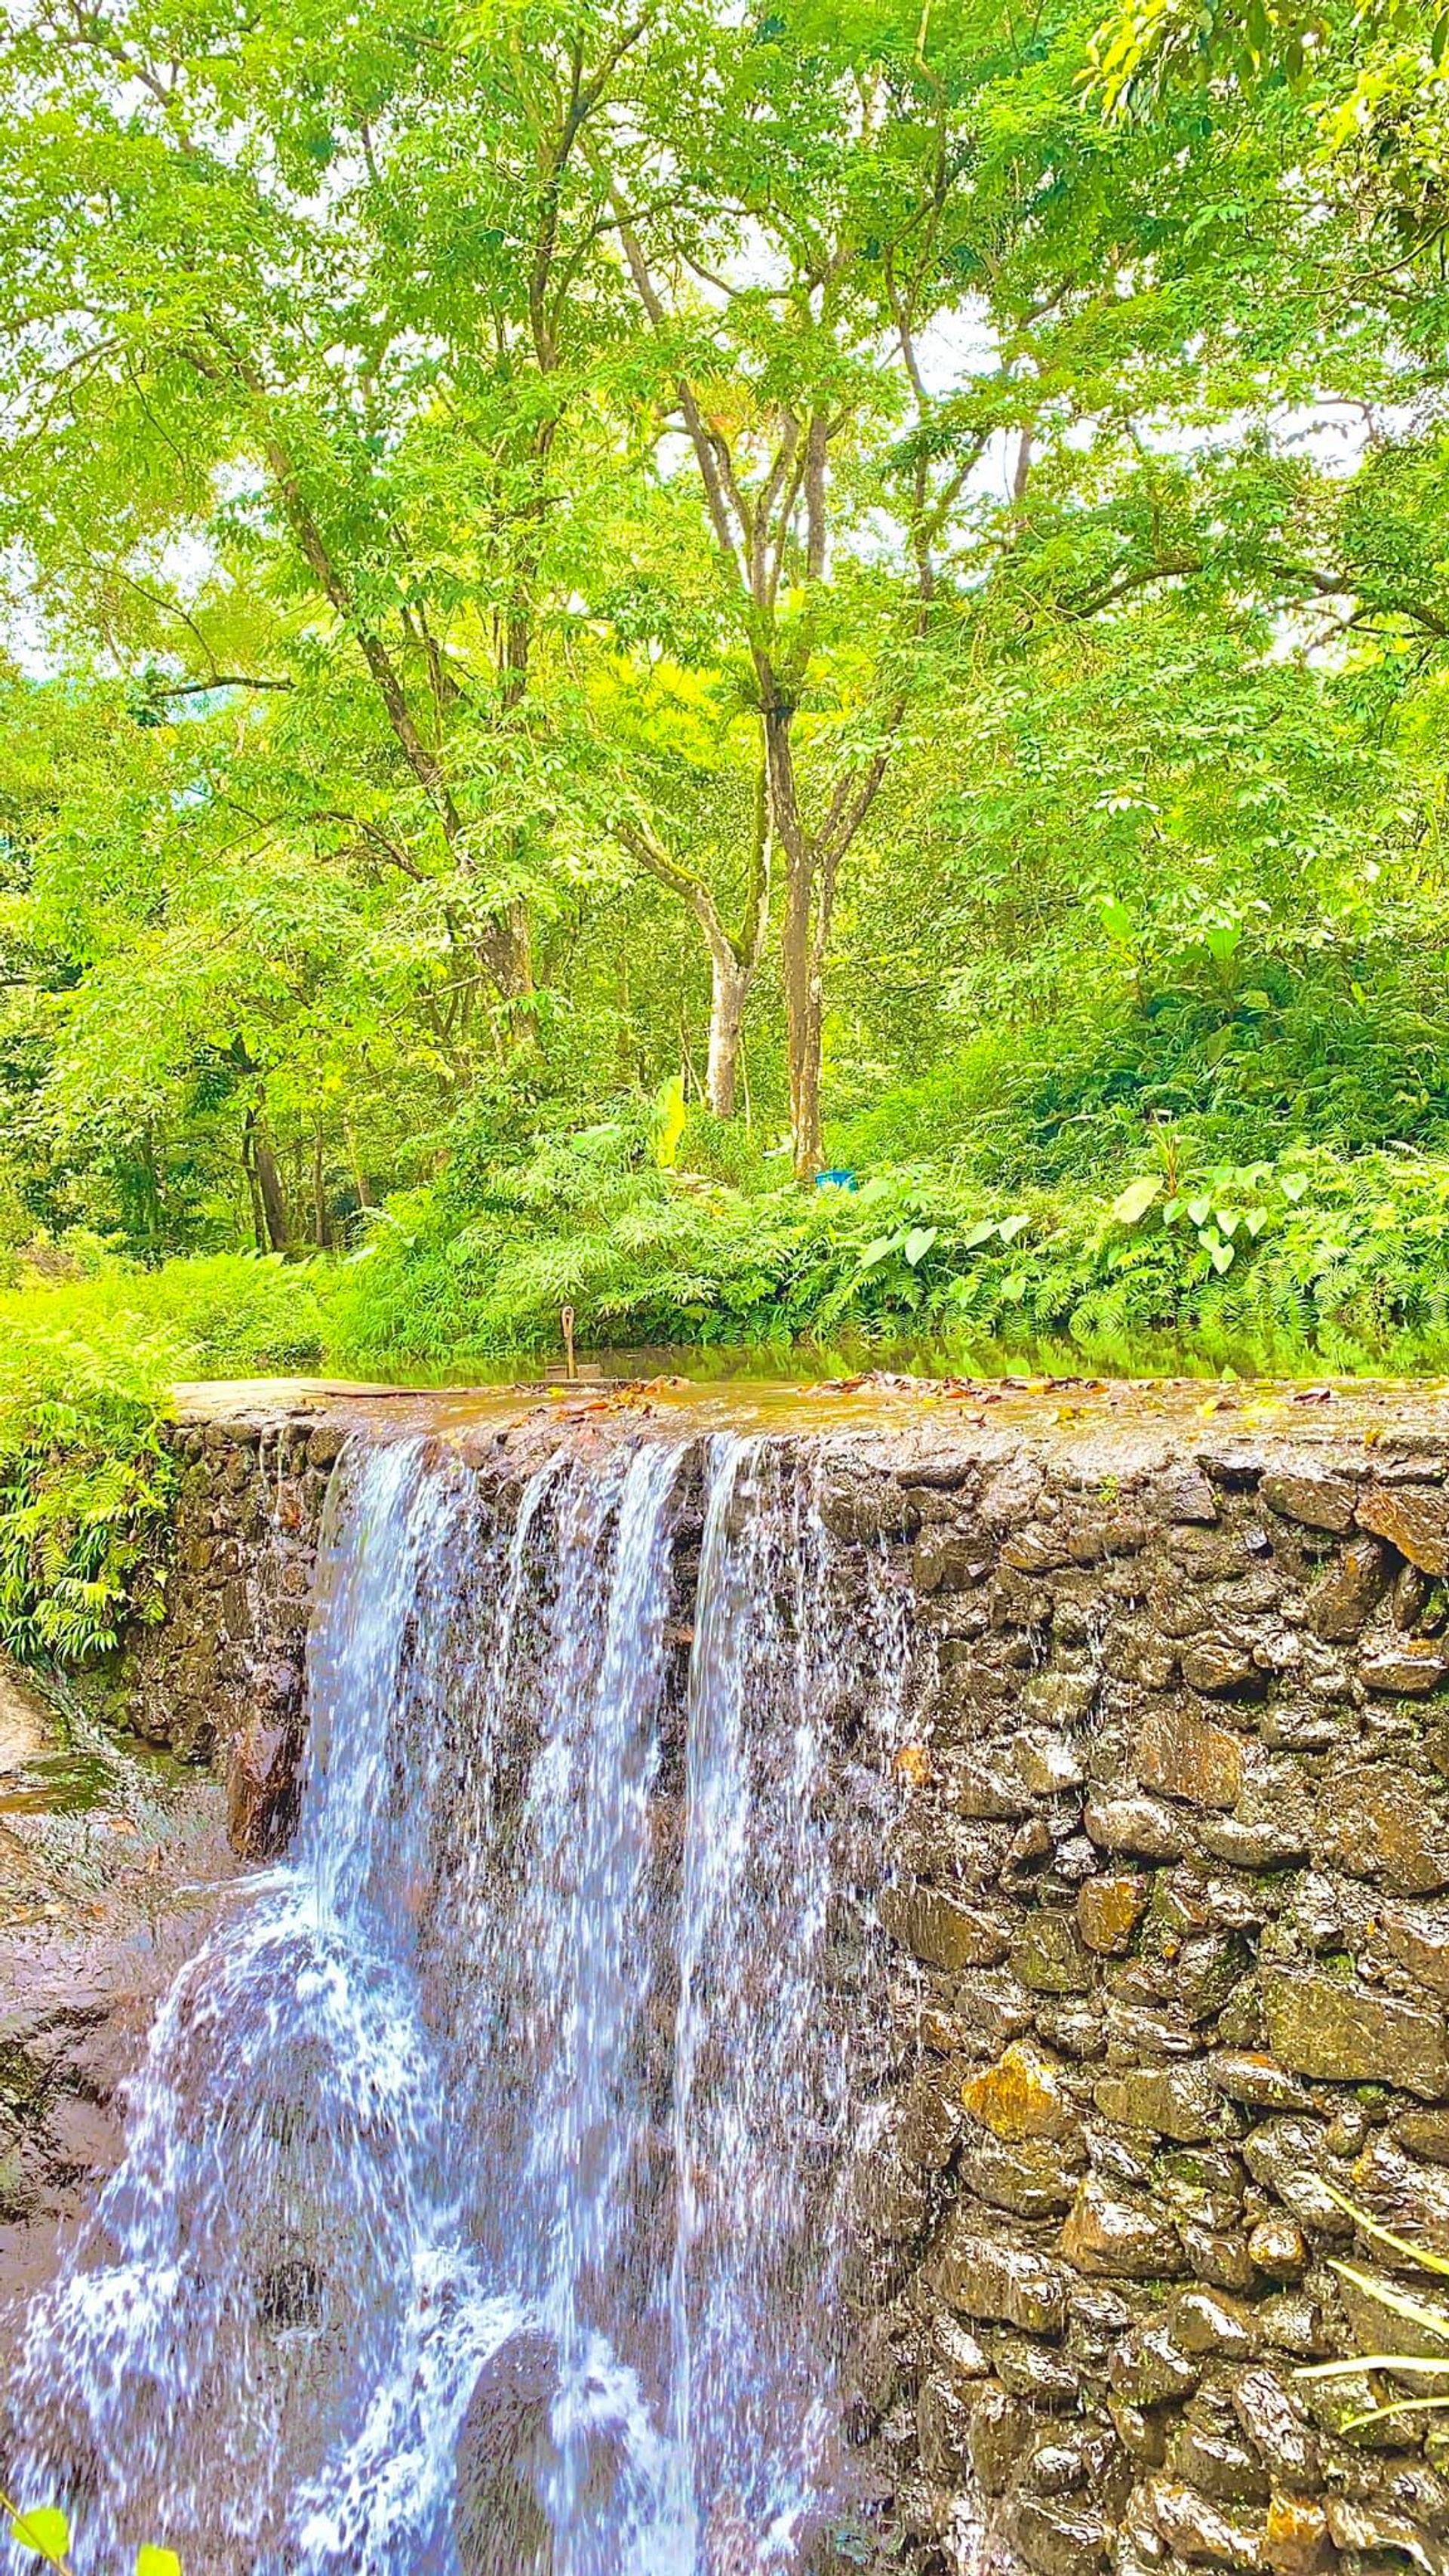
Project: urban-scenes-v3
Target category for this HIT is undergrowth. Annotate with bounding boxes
[0,1254,328,1661]
[328,1113,1449,1373]
[14,1139,1449,1669]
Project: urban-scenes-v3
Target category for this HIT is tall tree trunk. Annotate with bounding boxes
[312,1122,330,1250]
[343,1115,373,1211]
[765,706,826,1183]
[243,1109,291,1254]
[781,861,824,1180]
[705,946,750,1119]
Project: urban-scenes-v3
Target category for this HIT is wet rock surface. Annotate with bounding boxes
[62,1374,1449,2574]
[0,1677,232,2371]
[809,1391,1449,2576]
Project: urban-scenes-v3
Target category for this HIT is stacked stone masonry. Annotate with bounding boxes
[127,1393,1449,2576]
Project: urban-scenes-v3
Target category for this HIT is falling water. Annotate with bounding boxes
[3,1428,907,2575]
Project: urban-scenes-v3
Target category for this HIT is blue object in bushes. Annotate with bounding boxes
[817,1168,858,1190]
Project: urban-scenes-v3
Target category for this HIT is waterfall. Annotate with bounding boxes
[3,1430,907,2576]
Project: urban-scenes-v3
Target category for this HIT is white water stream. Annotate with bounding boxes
[5,1431,907,2574]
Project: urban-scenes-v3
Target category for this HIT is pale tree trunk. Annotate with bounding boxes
[764,706,827,1183]
[704,944,751,1119]
[618,766,772,1124]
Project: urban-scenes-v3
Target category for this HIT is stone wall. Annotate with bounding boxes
[124,1387,1449,2576]
[125,1408,340,1852]
[835,1423,1449,2576]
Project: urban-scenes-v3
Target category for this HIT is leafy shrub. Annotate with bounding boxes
[0,1253,331,1663]
[0,1320,177,1661]
[1,1251,331,1377]
[330,1114,1449,1372]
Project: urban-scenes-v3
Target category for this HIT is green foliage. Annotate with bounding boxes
[0,1254,329,1662]
[0,1321,177,1662]
[3,1253,332,1380]
[328,1104,1449,1371]
[3,2493,184,2575]
[2,0,1449,1417]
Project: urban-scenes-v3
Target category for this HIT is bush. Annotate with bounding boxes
[2,1250,332,1377]
[0,1253,331,1663]
[329,1120,1449,1373]
[0,1321,177,1661]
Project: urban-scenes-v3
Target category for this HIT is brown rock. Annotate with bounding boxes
[1111,2322,1201,2405]
[1166,2421,1269,2506]
[1326,2497,1448,2574]
[1315,1765,1449,1896]
[949,1756,1032,1820]
[1146,2476,1266,2568]
[1060,2177,1186,2279]
[1084,1790,1186,1860]
[1383,1909,1449,1996]
[961,2125,1081,2219]
[1262,1966,1449,2100]
[1208,2053,1313,2113]
[1093,2064,1223,2143]
[961,2041,1081,2144]
[1262,2498,1331,2576]
[1307,1536,1392,1641]
[1395,2108,1449,2163]
[225,1715,303,1859]
[1010,1913,1094,1994]
[955,1971,1034,2054]
[878,1885,1012,1973]
[917,2371,977,2482]
[1261,1472,1358,1535]
[1002,1524,1071,1573]
[1168,2286,1257,2357]
[1078,1872,1146,1956]
[1167,1470,1221,1525]
[1010,2496,1112,2576]
[934,2217,1069,2334]
[1361,1639,1449,1695]
[1182,1637,1263,1698]
[1246,2217,1307,2280]
[967,2384,1035,2494]
[1135,1700,1246,1807]
[895,2073,960,2171]
[1020,1671,1097,1731]
[1232,2365,1320,2489]
[1358,1482,1449,1574]
[913,1528,992,1592]
[1181,2224,1257,2294]
[1198,1815,1310,1868]
[1014,1728,1087,1794]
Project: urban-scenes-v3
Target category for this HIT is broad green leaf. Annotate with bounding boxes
[654,1079,686,1171]
[961,1219,998,1249]
[997,1214,1029,1243]
[1110,1176,1161,1226]
[1186,1197,1212,1225]
[903,1226,938,1269]
[8,2507,70,2566]
[1280,1174,1310,1205]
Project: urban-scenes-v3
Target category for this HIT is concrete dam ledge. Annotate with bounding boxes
[129,1377,1449,2574]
